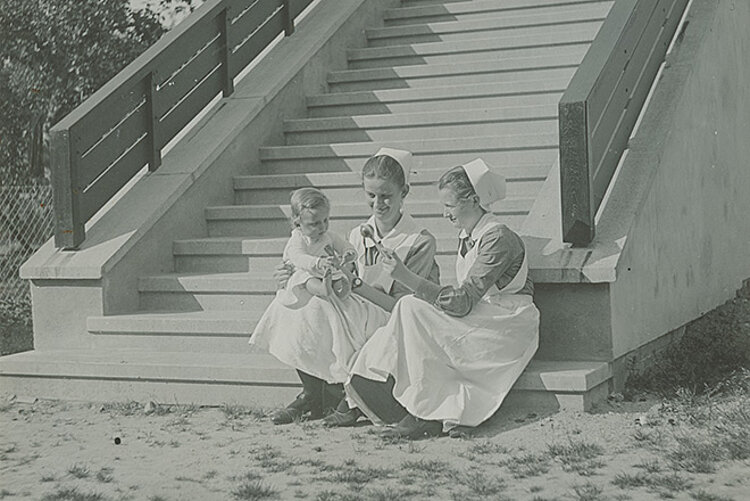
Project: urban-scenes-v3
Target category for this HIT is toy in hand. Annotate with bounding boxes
[359,224,394,258]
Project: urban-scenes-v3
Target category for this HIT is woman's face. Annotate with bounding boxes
[439,187,478,231]
[363,176,407,232]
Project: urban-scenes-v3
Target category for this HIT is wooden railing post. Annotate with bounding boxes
[221,6,235,96]
[282,0,294,36]
[146,71,162,172]
[559,100,595,246]
[50,129,85,249]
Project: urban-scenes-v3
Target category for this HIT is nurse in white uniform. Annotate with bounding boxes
[251,148,441,425]
[343,159,540,439]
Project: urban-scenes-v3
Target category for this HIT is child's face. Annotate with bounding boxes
[297,207,330,241]
[363,176,407,232]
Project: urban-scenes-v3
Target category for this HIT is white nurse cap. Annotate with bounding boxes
[462,158,506,209]
[375,147,413,184]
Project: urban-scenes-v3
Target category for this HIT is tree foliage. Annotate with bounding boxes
[0,0,195,184]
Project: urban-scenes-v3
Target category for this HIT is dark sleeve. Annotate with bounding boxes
[390,231,439,299]
[415,226,525,317]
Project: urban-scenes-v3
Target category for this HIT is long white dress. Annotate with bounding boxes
[346,214,540,430]
[249,213,439,384]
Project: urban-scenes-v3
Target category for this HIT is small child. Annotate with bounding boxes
[279,187,356,307]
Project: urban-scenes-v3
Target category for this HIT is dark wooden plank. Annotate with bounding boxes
[81,138,150,221]
[151,14,223,89]
[589,0,669,166]
[50,130,85,248]
[230,7,286,77]
[77,105,149,188]
[229,0,282,49]
[559,100,593,246]
[591,0,687,201]
[158,66,225,147]
[155,36,224,118]
[559,0,637,106]
[290,0,314,18]
[72,85,147,156]
[586,0,666,127]
[51,0,227,134]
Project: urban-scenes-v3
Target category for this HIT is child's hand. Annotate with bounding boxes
[273,261,295,290]
[322,268,333,296]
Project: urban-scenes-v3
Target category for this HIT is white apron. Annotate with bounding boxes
[249,213,423,384]
[347,217,540,430]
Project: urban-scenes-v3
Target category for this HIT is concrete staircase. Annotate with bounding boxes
[2,0,615,411]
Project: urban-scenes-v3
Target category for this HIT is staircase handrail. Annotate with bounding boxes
[558,0,689,246]
[49,0,314,249]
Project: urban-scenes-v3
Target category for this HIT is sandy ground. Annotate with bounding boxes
[1,393,748,501]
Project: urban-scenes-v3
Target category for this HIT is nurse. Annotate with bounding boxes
[341,158,540,438]
[251,147,440,425]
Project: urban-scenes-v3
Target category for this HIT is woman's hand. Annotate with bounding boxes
[380,248,408,281]
[273,261,295,290]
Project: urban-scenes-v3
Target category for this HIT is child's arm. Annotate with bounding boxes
[284,230,324,273]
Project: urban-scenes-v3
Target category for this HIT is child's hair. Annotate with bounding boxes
[290,187,330,226]
[438,166,476,200]
[362,154,407,188]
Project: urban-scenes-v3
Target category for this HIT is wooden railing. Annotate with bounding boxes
[50,0,315,249]
[559,0,689,246]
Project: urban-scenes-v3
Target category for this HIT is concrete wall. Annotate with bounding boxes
[21,0,399,350]
[606,0,750,361]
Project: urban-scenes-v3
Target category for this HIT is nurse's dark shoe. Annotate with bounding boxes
[381,414,443,440]
[271,392,321,425]
[323,407,363,427]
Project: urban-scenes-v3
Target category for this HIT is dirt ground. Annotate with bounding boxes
[1,391,748,501]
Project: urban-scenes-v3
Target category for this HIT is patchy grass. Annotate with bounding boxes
[232,479,278,500]
[326,463,394,486]
[449,469,506,496]
[67,463,90,479]
[548,439,605,475]
[499,452,551,479]
[40,487,107,501]
[95,467,114,483]
[571,482,605,501]
[400,458,450,478]
[222,403,268,421]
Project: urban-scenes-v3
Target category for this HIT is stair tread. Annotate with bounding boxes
[385,0,608,20]
[329,50,585,82]
[307,79,568,106]
[259,134,558,159]
[0,349,611,391]
[284,105,557,132]
[235,163,550,187]
[367,2,612,38]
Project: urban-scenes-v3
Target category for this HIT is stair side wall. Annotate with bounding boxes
[22,0,400,351]
[604,0,750,382]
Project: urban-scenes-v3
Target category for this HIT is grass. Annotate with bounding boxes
[95,467,114,483]
[40,488,107,501]
[449,469,506,496]
[499,452,551,479]
[222,403,268,421]
[613,471,693,497]
[571,482,605,501]
[67,463,90,479]
[327,464,394,485]
[232,480,278,500]
[547,439,605,475]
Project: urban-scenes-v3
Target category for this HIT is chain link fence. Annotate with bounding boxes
[0,183,55,302]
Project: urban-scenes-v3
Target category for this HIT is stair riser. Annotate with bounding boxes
[206,214,526,239]
[348,42,592,69]
[328,67,576,93]
[259,150,557,175]
[307,92,563,118]
[140,291,274,312]
[234,179,545,205]
[383,5,603,28]
[367,19,606,47]
[89,333,259,354]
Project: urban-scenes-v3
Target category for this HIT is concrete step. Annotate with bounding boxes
[348,31,596,68]
[0,349,612,410]
[327,59,581,93]
[138,272,276,312]
[87,310,261,353]
[172,236,465,275]
[256,134,558,174]
[366,5,611,47]
[234,163,550,204]
[306,80,566,118]
[384,0,609,28]
[284,113,558,146]
[204,199,534,238]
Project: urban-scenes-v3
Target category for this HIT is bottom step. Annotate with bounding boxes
[0,350,611,412]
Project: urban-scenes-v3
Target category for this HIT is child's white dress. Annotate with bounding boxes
[250,228,366,383]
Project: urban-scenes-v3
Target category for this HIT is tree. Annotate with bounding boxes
[0,0,195,185]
